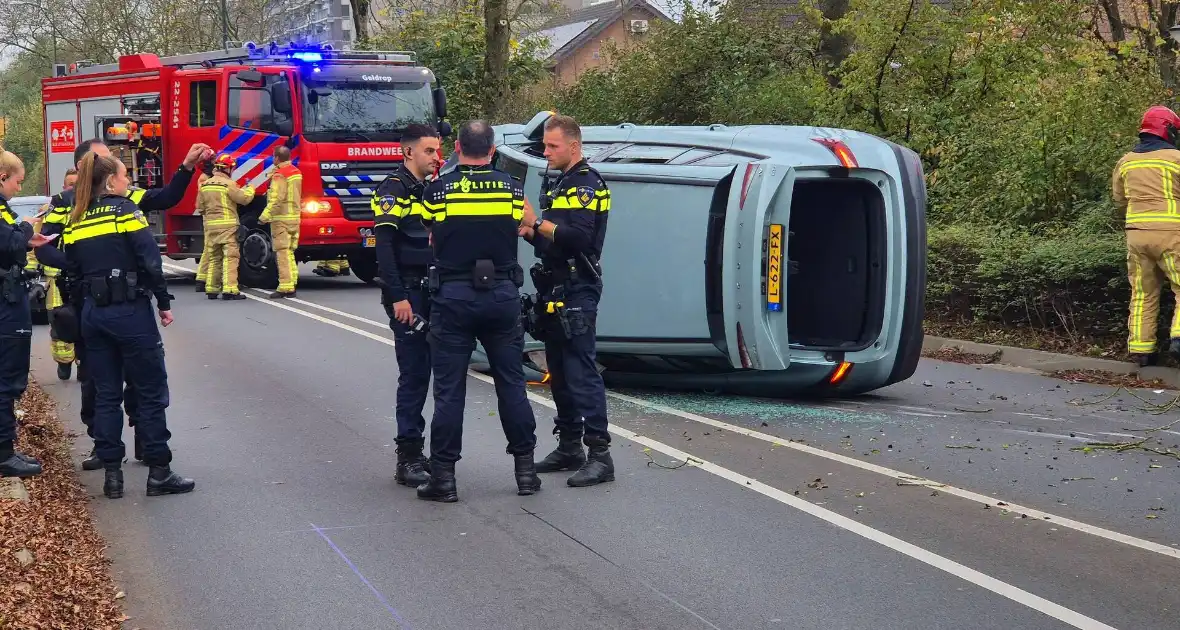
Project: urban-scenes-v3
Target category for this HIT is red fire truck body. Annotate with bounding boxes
[40,42,450,288]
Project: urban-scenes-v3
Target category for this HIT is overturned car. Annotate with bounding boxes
[469,112,927,397]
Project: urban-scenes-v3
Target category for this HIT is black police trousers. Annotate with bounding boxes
[387,283,431,445]
[0,291,32,447]
[81,297,172,466]
[76,337,139,439]
[543,286,610,445]
[428,280,537,463]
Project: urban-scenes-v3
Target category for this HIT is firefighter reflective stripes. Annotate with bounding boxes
[216,126,301,193]
[1121,158,1180,224]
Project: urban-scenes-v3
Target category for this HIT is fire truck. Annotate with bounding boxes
[40,41,451,288]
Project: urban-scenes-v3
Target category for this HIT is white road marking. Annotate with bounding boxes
[163,263,1180,563]
[898,411,943,418]
[1005,429,1090,442]
[165,269,1123,630]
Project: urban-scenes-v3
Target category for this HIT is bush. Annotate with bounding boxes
[926,224,1150,348]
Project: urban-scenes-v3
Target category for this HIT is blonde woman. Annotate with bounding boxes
[34,153,194,499]
[0,150,57,478]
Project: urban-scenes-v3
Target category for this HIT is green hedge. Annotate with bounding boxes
[925,223,1155,347]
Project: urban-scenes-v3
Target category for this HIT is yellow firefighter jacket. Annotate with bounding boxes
[1113,147,1180,230]
[259,161,302,225]
[196,173,255,230]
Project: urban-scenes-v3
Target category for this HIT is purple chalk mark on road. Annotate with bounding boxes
[310,522,413,628]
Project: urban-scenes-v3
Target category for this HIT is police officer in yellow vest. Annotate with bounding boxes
[1114,106,1180,366]
[45,169,79,379]
[196,154,255,300]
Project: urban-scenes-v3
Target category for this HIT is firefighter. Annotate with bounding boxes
[194,161,214,292]
[314,259,350,277]
[46,169,78,380]
[0,150,55,478]
[520,114,614,488]
[33,152,194,498]
[40,138,210,471]
[371,123,443,487]
[197,153,255,300]
[259,145,301,299]
[1114,106,1180,366]
[416,120,540,503]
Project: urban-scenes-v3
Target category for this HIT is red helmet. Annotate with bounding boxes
[212,153,236,171]
[1140,106,1180,141]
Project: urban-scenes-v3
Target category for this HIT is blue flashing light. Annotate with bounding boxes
[291,51,323,62]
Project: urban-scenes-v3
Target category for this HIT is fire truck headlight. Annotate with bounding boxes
[303,200,331,214]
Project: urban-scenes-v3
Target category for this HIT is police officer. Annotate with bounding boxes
[520,114,614,488]
[42,138,210,471]
[35,152,194,499]
[416,120,540,503]
[372,123,443,487]
[0,151,55,478]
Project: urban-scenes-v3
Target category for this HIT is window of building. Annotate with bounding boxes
[188,80,217,128]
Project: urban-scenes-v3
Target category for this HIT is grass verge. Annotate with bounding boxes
[0,379,126,629]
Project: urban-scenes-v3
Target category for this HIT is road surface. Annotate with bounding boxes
[29,262,1180,630]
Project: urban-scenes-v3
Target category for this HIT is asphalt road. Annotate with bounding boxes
[28,262,1180,630]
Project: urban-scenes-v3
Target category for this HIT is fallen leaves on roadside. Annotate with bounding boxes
[0,380,125,629]
[1050,369,1168,390]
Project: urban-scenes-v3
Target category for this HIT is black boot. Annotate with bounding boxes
[0,444,41,479]
[416,460,458,503]
[394,440,431,487]
[146,465,196,496]
[268,290,295,299]
[1132,352,1158,368]
[514,453,542,496]
[81,447,102,471]
[103,465,123,499]
[1169,339,1180,361]
[195,281,206,293]
[222,292,246,301]
[57,362,72,380]
[567,440,614,488]
[207,292,220,300]
[534,429,586,473]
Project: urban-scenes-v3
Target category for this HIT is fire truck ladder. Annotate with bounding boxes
[66,43,418,75]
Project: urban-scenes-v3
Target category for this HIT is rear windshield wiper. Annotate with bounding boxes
[333,131,374,142]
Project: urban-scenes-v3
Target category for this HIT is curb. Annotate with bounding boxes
[921,335,1180,389]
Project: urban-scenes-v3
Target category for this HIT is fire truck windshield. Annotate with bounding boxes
[300,78,435,142]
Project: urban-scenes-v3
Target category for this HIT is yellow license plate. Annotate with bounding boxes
[363,235,376,247]
[766,224,783,312]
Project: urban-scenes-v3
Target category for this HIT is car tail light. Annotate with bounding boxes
[736,323,752,369]
[739,163,757,209]
[828,361,853,385]
[812,138,859,168]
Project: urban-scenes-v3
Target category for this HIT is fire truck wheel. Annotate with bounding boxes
[346,251,378,285]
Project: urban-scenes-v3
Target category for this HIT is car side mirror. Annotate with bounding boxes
[433,87,448,120]
[438,120,453,138]
[271,81,292,115]
[277,119,294,137]
[237,69,263,85]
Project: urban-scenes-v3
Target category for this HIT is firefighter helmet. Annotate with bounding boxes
[213,153,236,171]
[1140,106,1180,144]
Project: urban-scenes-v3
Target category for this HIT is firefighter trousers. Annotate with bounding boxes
[205,226,241,295]
[196,237,213,284]
[1126,229,1180,354]
[272,221,300,293]
[45,276,75,365]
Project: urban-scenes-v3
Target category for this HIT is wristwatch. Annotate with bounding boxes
[532,217,543,231]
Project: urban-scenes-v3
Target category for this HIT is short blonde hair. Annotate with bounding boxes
[0,151,24,180]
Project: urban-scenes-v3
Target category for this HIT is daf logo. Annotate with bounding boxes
[322,162,347,170]
[362,74,393,82]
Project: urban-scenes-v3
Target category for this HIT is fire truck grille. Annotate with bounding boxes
[320,161,400,222]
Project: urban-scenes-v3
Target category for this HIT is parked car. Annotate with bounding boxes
[8,195,52,325]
